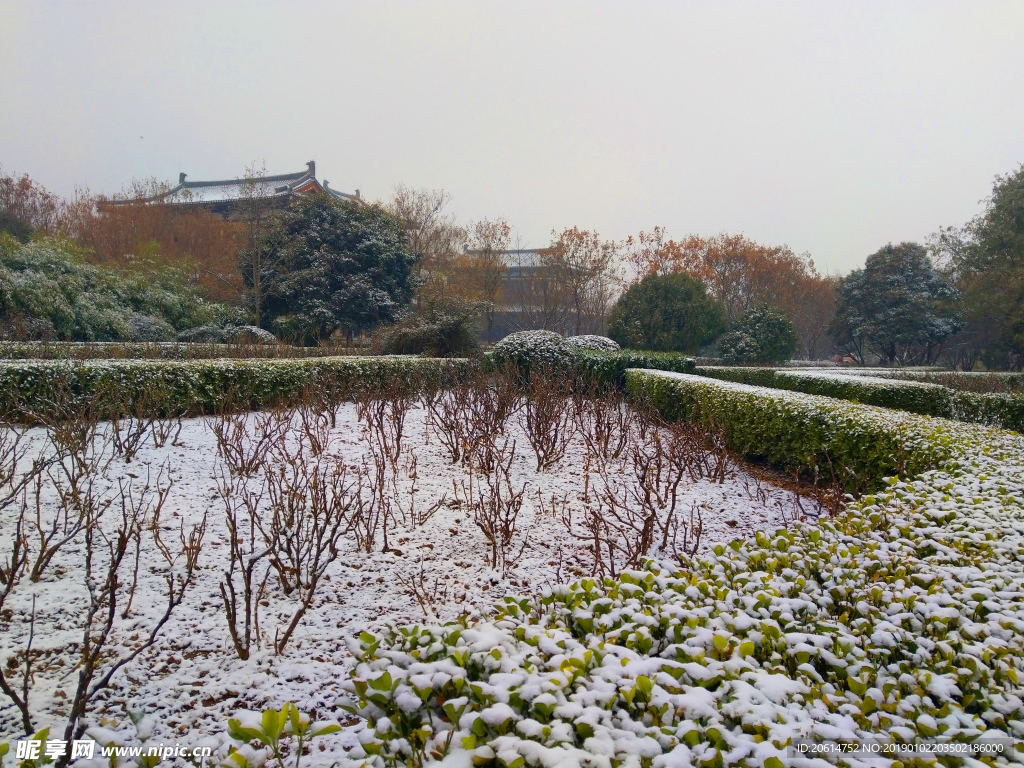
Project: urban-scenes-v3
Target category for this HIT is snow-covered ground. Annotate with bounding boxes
[0,402,812,760]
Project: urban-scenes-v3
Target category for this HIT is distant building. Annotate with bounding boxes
[99,161,359,217]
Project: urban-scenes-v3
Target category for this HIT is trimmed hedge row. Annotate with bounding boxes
[0,340,355,360]
[693,365,777,387]
[815,367,1024,392]
[696,366,1024,433]
[481,349,696,385]
[774,370,1024,432]
[0,356,473,421]
[625,370,964,491]
[572,349,696,385]
[343,373,1024,767]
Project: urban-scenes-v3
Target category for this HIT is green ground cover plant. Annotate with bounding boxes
[342,370,1024,768]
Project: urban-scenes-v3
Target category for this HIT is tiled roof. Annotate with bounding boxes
[104,161,359,206]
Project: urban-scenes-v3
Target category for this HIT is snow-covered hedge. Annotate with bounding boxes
[564,335,620,352]
[814,367,1024,392]
[696,367,1024,433]
[0,356,472,421]
[343,372,1024,768]
[774,371,1024,433]
[0,340,348,360]
[628,371,962,492]
[488,332,693,385]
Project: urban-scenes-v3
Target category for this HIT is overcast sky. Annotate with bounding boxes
[2,1,1022,273]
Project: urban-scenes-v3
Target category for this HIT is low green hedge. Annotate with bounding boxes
[481,349,695,385]
[625,370,963,491]
[572,349,695,386]
[772,371,1024,433]
[695,367,1024,433]
[0,356,472,421]
[694,365,778,387]
[343,376,1024,767]
[813,367,1024,393]
[0,340,356,360]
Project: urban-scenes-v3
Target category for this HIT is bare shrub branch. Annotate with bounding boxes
[519,368,574,471]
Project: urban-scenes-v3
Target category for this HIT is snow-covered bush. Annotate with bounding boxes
[490,330,574,373]
[127,314,174,342]
[564,334,620,352]
[344,372,1024,767]
[0,237,240,340]
[176,324,276,344]
[717,305,797,364]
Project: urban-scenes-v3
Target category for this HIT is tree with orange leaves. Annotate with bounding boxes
[623,229,838,359]
[541,227,619,336]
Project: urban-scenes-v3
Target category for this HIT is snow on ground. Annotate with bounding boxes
[0,402,812,758]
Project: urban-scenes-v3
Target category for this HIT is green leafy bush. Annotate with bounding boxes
[374,299,483,358]
[0,356,473,421]
[0,237,242,341]
[344,398,1024,767]
[717,304,797,364]
[489,330,574,375]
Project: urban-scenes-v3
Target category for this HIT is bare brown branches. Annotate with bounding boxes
[458,440,528,573]
[519,370,574,471]
[58,473,205,757]
[209,407,291,477]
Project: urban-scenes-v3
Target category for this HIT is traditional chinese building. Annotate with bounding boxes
[100,161,359,217]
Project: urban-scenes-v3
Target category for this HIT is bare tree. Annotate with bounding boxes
[508,241,572,333]
[464,218,512,342]
[259,458,358,654]
[519,369,575,471]
[386,185,467,308]
[235,162,277,329]
[56,476,205,763]
[218,469,273,661]
[543,227,620,335]
[459,441,528,573]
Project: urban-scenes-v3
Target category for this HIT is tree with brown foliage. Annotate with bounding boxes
[462,218,511,342]
[0,166,64,240]
[63,178,246,305]
[386,185,467,308]
[542,227,620,336]
[625,228,837,359]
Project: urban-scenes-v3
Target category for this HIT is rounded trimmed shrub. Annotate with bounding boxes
[564,334,620,352]
[490,329,573,373]
[127,314,174,342]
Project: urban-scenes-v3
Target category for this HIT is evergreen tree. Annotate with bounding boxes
[260,195,417,343]
[607,272,724,352]
[933,164,1024,370]
[830,242,961,365]
[717,304,798,364]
